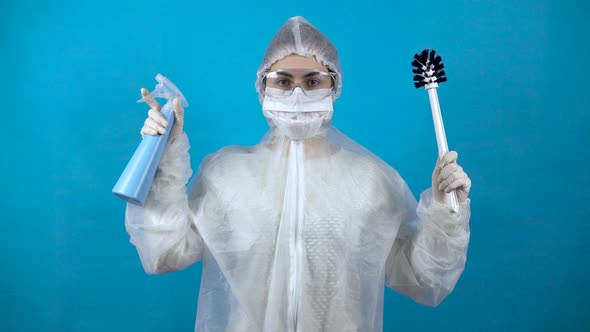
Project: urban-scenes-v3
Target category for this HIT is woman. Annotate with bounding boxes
[126,16,472,332]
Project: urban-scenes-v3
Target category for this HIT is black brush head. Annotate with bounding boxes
[411,49,448,88]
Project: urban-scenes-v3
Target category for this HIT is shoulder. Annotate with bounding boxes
[331,148,408,204]
[198,145,269,189]
[335,148,404,182]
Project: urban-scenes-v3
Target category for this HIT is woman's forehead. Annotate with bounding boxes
[270,55,328,72]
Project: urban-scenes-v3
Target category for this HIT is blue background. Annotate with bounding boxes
[1,0,588,331]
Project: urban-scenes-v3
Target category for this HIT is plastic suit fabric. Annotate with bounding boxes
[125,16,471,332]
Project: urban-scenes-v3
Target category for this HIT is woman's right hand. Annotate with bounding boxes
[139,88,185,141]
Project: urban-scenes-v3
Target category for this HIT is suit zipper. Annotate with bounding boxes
[288,140,304,332]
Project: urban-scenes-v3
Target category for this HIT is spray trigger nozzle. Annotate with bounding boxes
[137,73,189,108]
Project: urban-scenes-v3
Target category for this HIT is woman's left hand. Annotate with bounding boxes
[432,151,471,205]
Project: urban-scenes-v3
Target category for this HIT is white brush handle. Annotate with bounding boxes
[426,85,459,213]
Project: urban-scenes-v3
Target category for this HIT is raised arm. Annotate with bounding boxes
[385,152,471,306]
[125,89,211,274]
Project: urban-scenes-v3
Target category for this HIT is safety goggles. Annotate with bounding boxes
[262,69,336,99]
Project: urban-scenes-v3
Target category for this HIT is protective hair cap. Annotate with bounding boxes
[255,16,343,102]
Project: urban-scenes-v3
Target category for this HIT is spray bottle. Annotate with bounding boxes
[112,74,189,206]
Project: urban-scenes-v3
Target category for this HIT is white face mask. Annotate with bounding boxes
[262,87,334,140]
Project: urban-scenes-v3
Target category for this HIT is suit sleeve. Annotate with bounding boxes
[385,179,471,306]
[125,132,220,274]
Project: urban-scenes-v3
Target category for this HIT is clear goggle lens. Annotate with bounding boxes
[263,70,335,98]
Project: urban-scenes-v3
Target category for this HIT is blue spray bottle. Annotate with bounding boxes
[112,74,189,206]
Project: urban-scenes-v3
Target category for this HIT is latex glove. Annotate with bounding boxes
[432,151,471,205]
[139,88,185,142]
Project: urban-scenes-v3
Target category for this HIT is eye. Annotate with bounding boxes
[269,77,293,90]
[276,78,291,86]
[307,79,321,87]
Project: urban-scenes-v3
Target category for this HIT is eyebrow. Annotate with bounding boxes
[274,71,323,78]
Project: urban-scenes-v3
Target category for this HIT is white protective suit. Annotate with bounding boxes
[125,16,471,332]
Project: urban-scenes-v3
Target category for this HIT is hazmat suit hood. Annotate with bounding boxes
[255,16,343,103]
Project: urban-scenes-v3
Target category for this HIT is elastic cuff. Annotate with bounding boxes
[417,188,471,235]
[148,131,192,203]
